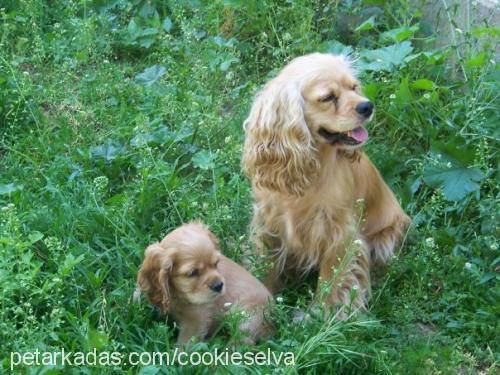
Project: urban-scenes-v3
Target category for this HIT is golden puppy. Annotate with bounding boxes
[136,222,273,344]
[242,53,411,316]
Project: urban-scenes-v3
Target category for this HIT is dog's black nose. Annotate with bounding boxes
[210,281,224,293]
[355,101,374,118]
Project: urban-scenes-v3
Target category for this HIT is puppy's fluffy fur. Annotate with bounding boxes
[137,222,272,344]
[242,53,410,315]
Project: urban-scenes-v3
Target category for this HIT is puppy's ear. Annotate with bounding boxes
[137,243,174,312]
[242,80,319,196]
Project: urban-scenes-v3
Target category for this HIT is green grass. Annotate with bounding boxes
[1,1,498,374]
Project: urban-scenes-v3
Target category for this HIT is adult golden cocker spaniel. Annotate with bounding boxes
[242,53,411,317]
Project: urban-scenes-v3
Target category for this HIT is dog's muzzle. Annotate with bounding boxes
[319,126,369,146]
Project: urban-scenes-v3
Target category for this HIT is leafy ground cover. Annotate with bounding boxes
[0,1,498,373]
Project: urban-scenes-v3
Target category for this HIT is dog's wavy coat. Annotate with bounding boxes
[242,53,410,315]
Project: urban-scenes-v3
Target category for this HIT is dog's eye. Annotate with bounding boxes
[186,269,199,277]
[352,84,359,91]
[320,93,337,103]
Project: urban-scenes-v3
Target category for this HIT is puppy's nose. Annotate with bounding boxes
[355,101,374,118]
[210,281,224,293]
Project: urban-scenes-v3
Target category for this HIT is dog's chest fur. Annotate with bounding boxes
[254,151,360,272]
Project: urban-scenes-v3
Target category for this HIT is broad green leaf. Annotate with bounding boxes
[59,254,85,277]
[479,272,497,285]
[423,50,447,65]
[423,161,484,201]
[411,178,422,195]
[91,140,125,163]
[172,127,193,142]
[191,150,215,170]
[127,19,138,36]
[138,36,156,49]
[394,78,412,107]
[88,328,108,350]
[162,17,173,32]
[362,83,379,101]
[446,320,461,328]
[28,231,44,243]
[212,36,235,47]
[430,140,475,165]
[135,65,166,87]
[471,27,500,37]
[359,42,413,72]
[0,183,23,195]
[139,2,156,17]
[466,52,486,67]
[130,127,170,147]
[318,40,354,56]
[355,16,376,32]
[136,28,158,38]
[411,79,435,90]
[381,25,419,42]
[220,58,239,71]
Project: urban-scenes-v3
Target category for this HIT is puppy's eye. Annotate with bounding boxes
[186,269,199,278]
[320,93,337,103]
[352,84,359,91]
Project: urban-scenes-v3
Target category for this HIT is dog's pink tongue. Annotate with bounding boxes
[348,127,368,143]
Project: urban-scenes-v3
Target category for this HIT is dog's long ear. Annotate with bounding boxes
[137,243,174,312]
[242,80,319,196]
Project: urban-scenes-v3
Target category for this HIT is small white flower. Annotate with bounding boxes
[425,237,435,248]
[352,285,359,291]
[446,162,452,168]
[389,94,396,99]
[354,239,364,246]
[276,296,284,303]
[224,302,233,308]
[465,262,472,270]
[424,93,431,100]
[356,198,365,203]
